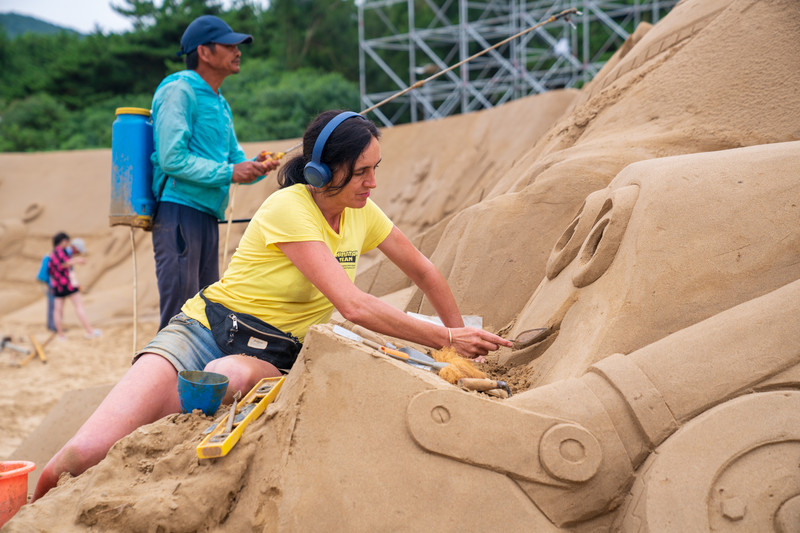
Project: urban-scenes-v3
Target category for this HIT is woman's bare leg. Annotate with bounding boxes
[68,291,95,335]
[32,354,181,501]
[204,354,282,403]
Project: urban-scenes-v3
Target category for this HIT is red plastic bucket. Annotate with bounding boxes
[0,461,35,527]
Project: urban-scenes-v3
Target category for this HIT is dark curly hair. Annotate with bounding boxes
[52,232,69,248]
[278,110,380,196]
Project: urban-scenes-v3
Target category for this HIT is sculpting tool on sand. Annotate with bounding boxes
[458,378,512,397]
[196,376,284,459]
[332,326,489,386]
[24,333,50,365]
[224,390,242,435]
[0,336,31,356]
[332,325,447,370]
[509,328,549,350]
[379,345,449,370]
[4,333,51,367]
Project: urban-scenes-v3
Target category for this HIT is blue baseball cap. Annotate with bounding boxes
[178,15,253,56]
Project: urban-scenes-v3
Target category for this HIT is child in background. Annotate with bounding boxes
[48,232,101,340]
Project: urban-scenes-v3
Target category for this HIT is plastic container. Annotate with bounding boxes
[0,461,36,527]
[177,371,229,416]
[109,107,156,230]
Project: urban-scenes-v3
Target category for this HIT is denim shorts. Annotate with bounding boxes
[133,312,224,373]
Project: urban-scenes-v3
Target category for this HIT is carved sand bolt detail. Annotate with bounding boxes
[538,423,602,483]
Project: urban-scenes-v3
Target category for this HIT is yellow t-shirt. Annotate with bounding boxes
[182,184,393,342]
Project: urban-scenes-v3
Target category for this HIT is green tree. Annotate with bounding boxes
[220,0,272,58]
[0,31,70,102]
[0,93,69,152]
[222,58,359,142]
[268,0,359,80]
[60,93,154,149]
[113,0,224,33]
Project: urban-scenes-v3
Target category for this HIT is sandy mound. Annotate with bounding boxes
[2,0,799,530]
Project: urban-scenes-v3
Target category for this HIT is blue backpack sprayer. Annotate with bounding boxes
[109,107,156,230]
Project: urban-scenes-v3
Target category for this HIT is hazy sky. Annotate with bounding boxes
[3,0,134,33]
[1,0,268,34]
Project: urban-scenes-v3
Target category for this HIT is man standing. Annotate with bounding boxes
[150,15,280,329]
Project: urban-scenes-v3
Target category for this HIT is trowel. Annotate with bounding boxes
[509,328,549,350]
[332,325,448,371]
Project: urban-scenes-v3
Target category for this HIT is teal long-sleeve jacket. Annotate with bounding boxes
[150,70,263,220]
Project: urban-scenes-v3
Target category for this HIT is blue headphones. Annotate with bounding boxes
[304,111,366,187]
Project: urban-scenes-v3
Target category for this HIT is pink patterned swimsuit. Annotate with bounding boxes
[49,247,78,298]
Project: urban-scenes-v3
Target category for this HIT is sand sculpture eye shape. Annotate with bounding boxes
[22,203,44,223]
[572,184,639,288]
[545,189,609,280]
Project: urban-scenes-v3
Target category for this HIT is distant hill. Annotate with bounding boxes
[0,12,82,38]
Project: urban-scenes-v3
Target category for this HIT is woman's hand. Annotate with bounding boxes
[448,327,512,360]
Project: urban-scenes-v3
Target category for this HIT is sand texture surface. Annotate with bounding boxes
[1,0,799,531]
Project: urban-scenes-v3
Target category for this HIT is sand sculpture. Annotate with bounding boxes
[2,0,799,531]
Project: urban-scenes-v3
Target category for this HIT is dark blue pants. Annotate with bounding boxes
[46,286,56,332]
[152,202,220,330]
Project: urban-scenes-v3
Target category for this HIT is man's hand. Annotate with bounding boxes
[231,161,267,184]
[256,151,283,173]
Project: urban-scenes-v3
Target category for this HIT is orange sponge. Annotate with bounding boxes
[432,346,487,384]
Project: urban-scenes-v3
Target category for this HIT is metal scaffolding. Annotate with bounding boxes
[358,0,679,127]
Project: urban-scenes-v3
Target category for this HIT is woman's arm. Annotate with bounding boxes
[278,230,511,357]
[377,227,512,357]
[376,226,463,328]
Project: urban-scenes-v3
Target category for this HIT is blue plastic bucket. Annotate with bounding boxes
[109,107,155,229]
[177,371,229,416]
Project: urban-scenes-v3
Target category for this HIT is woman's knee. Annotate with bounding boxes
[205,356,248,391]
[204,355,235,376]
[204,355,278,397]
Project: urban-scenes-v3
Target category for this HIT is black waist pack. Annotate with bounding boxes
[200,291,301,371]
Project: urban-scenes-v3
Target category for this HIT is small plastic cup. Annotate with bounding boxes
[0,461,36,527]
[177,370,229,416]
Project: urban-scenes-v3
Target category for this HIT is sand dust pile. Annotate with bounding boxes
[1,0,799,531]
